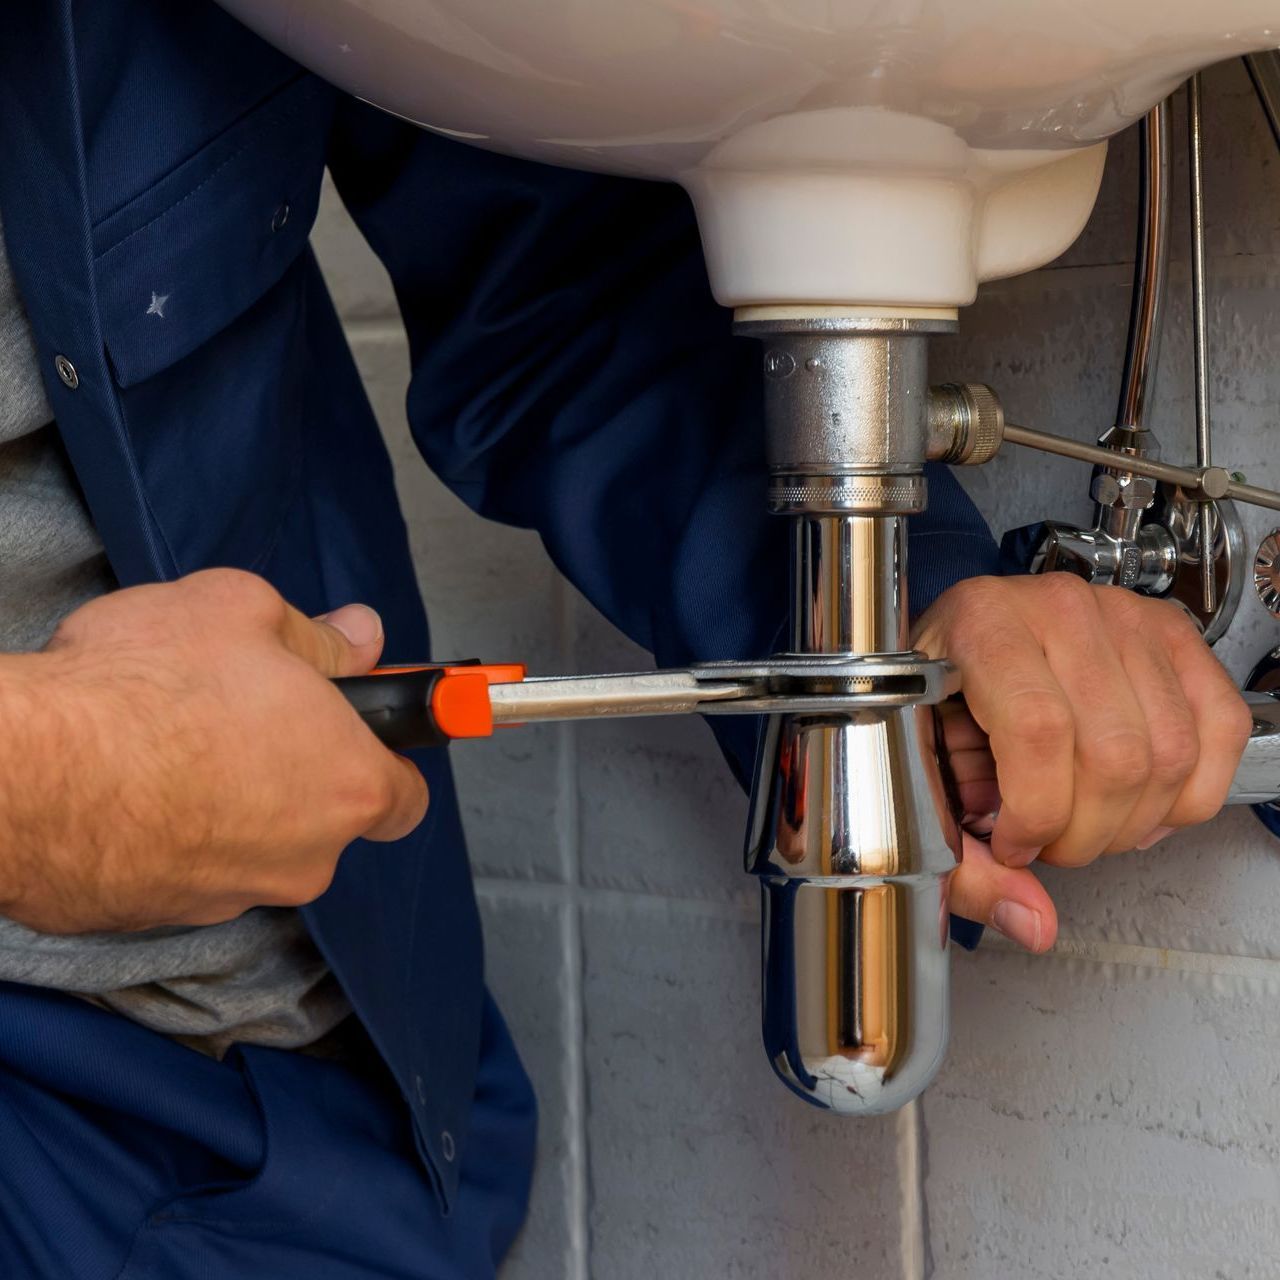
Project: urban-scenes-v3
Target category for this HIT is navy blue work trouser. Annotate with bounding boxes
[0,982,536,1278]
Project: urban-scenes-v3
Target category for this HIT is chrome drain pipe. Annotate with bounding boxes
[735,314,960,1115]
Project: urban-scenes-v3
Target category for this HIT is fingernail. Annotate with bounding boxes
[320,603,383,647]
[1135,825,1175,851]
[1000,844,1042,869]
[962,811,999,838]
[992,900,1043,952]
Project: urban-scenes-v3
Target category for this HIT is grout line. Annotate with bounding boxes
[477,866,1280,979]
[980,933,1280,984]
[342,317,410,343]
[476,866,1280,979]
[478,872,1280,981]
[896,1100,926,1280]
[473,874,756,923]
[557,581,592,1280]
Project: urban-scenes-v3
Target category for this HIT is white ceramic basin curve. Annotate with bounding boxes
[216,2,1280,310]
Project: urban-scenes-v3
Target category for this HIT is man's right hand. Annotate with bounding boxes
[0,570,429,935]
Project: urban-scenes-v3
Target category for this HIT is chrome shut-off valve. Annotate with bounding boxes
[995,90,1264,643]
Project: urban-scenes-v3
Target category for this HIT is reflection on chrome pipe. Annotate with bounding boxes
[791,515,908,656]
[761,881,947,1110]
[1244,50,1280,155]
[750,705,959,1113]
[1231,689,1280,805]
[751,510,960,1115]
[1116,101,1171,432]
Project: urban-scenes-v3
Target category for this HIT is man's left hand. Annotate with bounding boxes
[912,574,1254,953]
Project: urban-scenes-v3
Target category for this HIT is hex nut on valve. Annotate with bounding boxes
[1125,476,1158,508]
[1091,473,1122,506]
[1091,469,1156,511]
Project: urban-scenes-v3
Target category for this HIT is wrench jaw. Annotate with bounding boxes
[481,654,957,724]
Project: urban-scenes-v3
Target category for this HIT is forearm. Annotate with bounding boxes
[0,650,92,926]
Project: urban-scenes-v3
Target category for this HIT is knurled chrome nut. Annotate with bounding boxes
[768,473,927,516]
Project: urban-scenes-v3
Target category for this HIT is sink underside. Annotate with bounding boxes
[218,1,1280,306]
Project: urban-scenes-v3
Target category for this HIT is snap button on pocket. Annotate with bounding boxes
[54,354,79,389]
[271,202,291,233]
[441,1130,456,1163]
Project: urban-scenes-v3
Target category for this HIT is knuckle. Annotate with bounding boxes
[938,575,980,606]
[261,861,340,908]
[1093,582,1136,612]
[1097,584,1159,632]
[950,575,1005,610]
[296,864,339,905]
[1039,843,1101,870]
[185,568,283,621]
[943,604,988,655]
[937,578,1006,645]
[1175,794,1223,828]
[1154,598,1206,646]
[1015,808,1072,846]
[184,566,253,595]
[1003,690,1074,755]
[1149,728,1200,786]
[1081,729,1152,785]
[346,764,398,830]
[1221,697,1255,754]
[1038,571,1093,612]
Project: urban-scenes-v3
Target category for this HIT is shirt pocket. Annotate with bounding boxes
[89,73,337,573]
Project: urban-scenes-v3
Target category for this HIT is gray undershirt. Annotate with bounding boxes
[0,211,349,1057]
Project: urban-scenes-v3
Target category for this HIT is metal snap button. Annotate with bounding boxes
[441,1130,456,1163]
[54,354,79,390]
[271,202,291,233]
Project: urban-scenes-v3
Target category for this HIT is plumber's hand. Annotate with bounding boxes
[0,570,428,935]
[912,573,1253,953]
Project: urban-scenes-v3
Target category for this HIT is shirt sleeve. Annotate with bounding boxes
[327,99,1000,930]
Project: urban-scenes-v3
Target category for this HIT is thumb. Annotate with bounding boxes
[279,602,385,677]
[949,834,1059,954]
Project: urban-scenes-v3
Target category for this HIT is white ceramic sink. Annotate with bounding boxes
[215,2,1280,310]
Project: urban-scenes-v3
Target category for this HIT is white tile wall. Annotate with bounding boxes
[314,53,1280,1280]
[580,902,905,1279]
[923,946,1280,1280]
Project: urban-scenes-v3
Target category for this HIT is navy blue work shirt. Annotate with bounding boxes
[0,1,999,1211]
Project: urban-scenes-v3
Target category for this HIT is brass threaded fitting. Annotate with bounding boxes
[928,383,1006,467]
